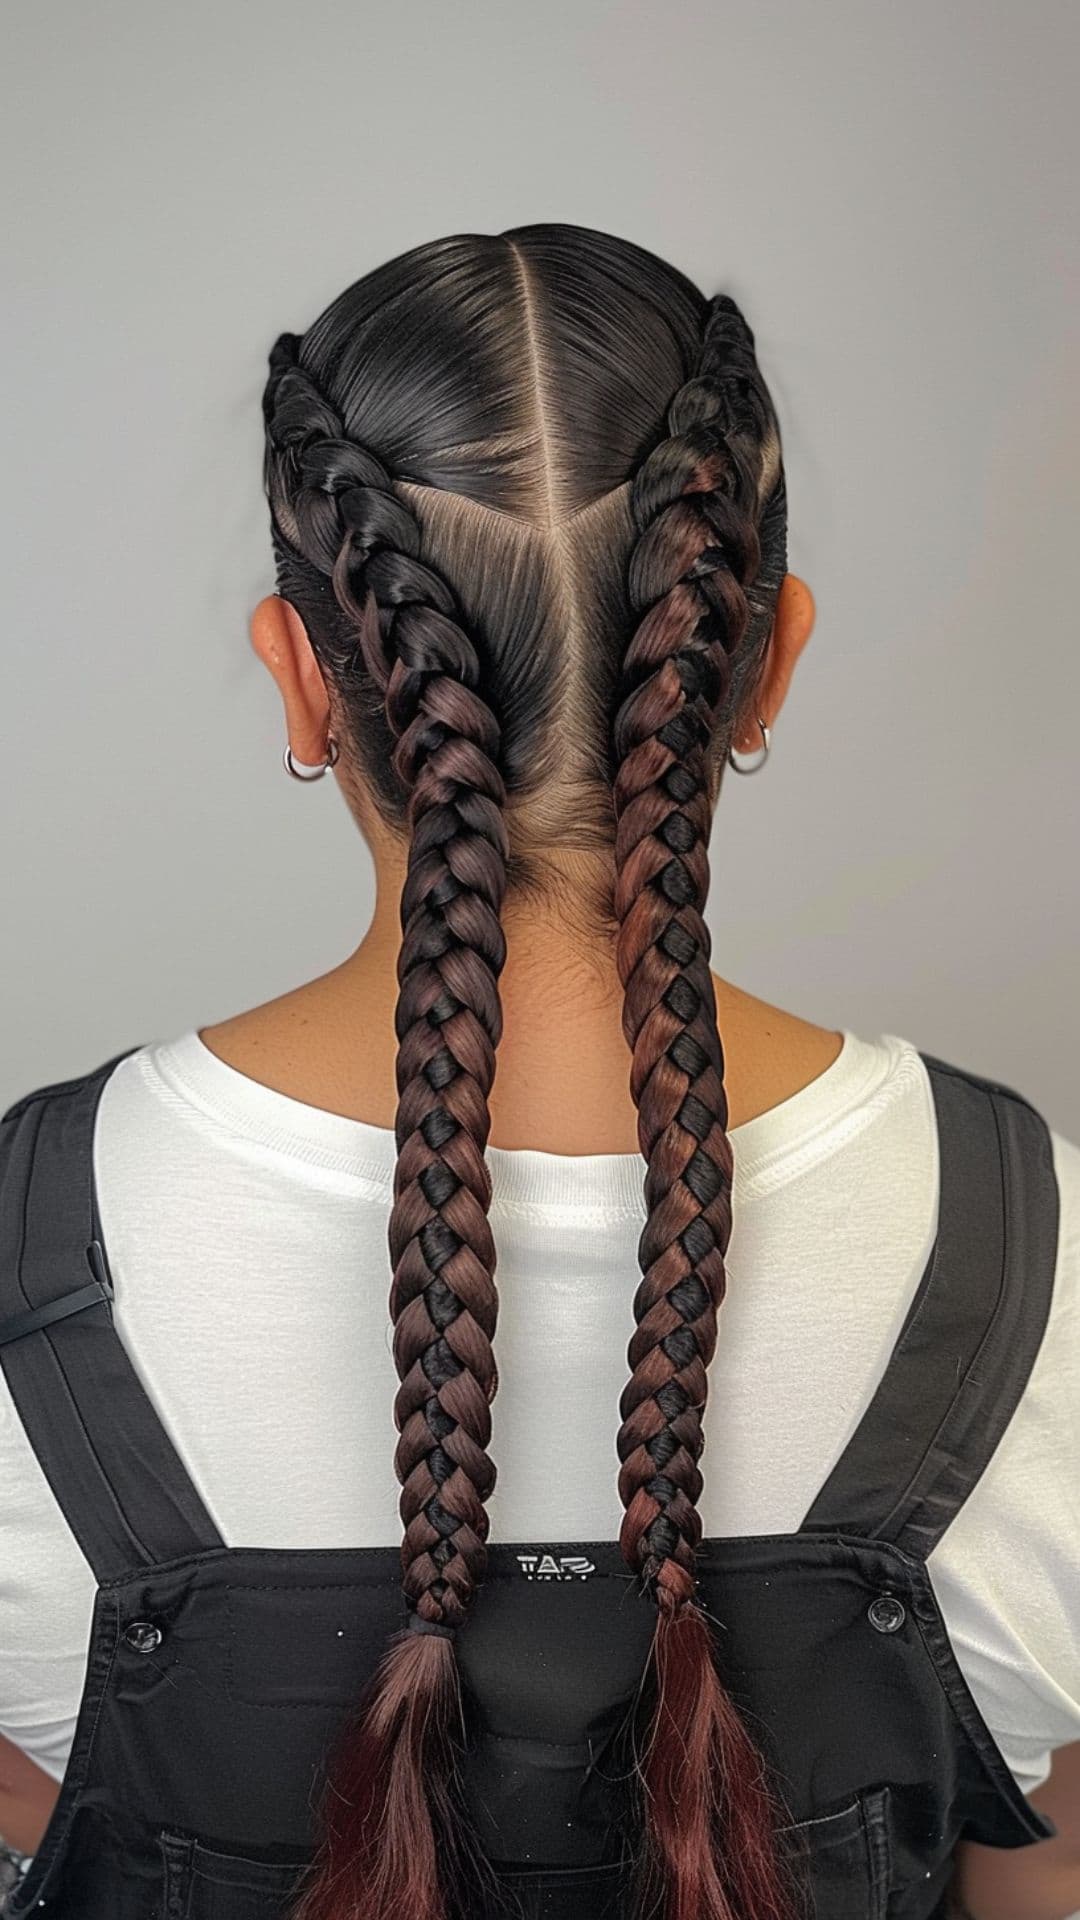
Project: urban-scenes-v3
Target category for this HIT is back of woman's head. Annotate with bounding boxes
[262,223,798,1920]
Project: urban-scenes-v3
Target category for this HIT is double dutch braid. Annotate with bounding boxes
[264,335,507,1920]
[613,297,799,1920]
[614,295,763,1601]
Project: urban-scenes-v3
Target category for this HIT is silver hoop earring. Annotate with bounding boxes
[727,714,770,775]
[282,735,339,782]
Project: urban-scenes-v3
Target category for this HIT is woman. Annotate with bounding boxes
[0,224,1077,1920]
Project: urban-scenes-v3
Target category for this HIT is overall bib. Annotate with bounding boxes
[0,1045,1061,1920]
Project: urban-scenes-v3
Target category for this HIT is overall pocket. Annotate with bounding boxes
[158,1829,315,1920]
[774,1787,892,1920]
[157,1792,891,1920]
[490,1855,627,1920]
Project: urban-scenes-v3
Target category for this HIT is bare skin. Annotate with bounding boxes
[0,1738,62,1856]
[226,571,841,1156]
[7,572,1074,1908]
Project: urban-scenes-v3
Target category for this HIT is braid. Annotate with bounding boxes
[258,235,801,1920]
[613,298,800,1920]
[265,337,505,1920]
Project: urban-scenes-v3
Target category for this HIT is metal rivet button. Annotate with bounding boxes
[122,1620,163,1653]
[867,1594,906,1633]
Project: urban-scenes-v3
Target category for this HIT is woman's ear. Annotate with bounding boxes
[250,594,333,764]
[731,574,816,750]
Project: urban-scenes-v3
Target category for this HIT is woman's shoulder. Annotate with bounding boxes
[2,1041,147,1128]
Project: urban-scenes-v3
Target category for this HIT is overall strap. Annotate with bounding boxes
[800,1052,1059,1561]
[0,1048,226,1582]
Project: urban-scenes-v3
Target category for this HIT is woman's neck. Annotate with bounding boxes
[198,875,843,1153]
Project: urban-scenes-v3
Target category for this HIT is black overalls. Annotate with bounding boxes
[0,1044,1061,1920]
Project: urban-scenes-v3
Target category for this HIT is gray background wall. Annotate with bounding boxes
[3,0,1077,1130]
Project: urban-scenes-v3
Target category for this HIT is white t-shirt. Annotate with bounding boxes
[2,1026,1078,1802]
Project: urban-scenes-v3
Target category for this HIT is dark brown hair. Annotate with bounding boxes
[261,224,796,1920]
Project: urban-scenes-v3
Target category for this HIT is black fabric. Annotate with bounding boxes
[0,1050,224,1578]
[801,1054,1061,1559]
[0,1045,1061,1920]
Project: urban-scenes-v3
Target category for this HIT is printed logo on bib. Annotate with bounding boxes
[516,1552,596,1581]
